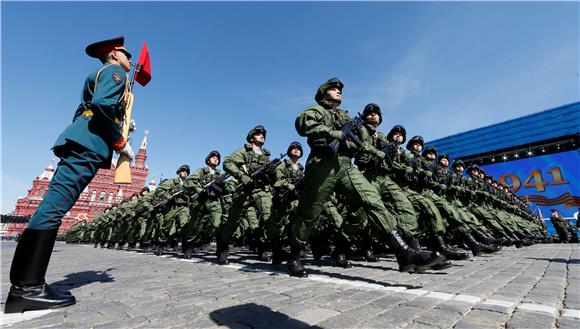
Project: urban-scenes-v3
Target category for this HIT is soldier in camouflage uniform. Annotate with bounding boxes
[402,136,466,261]
[217,125,276,264]
[152,165,191,255]
[125,187,151,249]
[182,150,229,259]
[447,162,505,254]
[288,78,445,277]
[268,142,305,264]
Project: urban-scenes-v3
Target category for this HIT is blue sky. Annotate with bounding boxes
[2,1,579,213]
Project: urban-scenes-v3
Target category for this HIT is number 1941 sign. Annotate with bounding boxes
[481,150,580,217]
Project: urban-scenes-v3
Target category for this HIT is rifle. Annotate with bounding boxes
[329,112,365,154]
[278,176,305,200]
[151,188,185,212]
[236,153,286,190]
[189,172,231,201]
[371,141,399,170]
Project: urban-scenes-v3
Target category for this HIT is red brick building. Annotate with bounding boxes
[2,132,156,237]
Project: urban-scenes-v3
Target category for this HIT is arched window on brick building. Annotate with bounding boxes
[99,192,106,202]
[90,191,97,202]
[108,192,114,204]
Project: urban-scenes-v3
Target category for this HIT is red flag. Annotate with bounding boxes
[135,42,151,86]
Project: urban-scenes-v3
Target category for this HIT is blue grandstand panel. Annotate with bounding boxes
[426,102,580,158]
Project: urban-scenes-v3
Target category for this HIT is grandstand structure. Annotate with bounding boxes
[426,102,580,232]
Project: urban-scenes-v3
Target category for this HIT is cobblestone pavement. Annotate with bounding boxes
[1,242,579,328]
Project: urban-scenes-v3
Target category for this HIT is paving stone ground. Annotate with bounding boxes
[0,242,578,328]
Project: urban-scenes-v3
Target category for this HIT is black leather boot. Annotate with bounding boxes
[181,241,192,259]
[386,231,447,273]
[330,247,352,268]
[257,243,273,262]
[362,249,379,262]
[271,237,289,265]
[4,229,76,314]
[464,233,499,255]
[216,240,229,265]
[287,245,307,277]
[472,231,502,249]
[433,235,469,260]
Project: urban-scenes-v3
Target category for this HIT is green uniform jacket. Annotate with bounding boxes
[223,144,272,189]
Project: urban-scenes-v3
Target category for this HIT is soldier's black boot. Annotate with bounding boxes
[464,233,499,256]
[309,238,330,261]
[257,243,273,262]
[4,229,76,314]
[287,245,307,277]
[271,237,289,265]
[386,231,447,273]
[433,235,469,260]
[216,241,229,265]
[330,246,352,268]
[362,249,379,262]
[181,241,192,259]
[472,231,502,251]
[360,239,379,262]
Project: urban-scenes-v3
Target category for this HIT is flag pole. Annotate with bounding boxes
[129,63,141,92]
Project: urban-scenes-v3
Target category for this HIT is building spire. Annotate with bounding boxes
[140,130,149,150]
[39,159,57,180]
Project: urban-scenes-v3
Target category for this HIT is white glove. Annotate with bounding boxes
[118,142,134,160]
[129,119,136,132]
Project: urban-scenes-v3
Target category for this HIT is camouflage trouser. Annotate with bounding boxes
[267,197,299,242]
[406,189,446,236]
[154,211,172,245]
[183,198,222,246]
[367,173,419,240]
[219,188,273,246]
[111,219,128,244]
[126,217,140,244]
[428,192,472,235]
[290,154,396,248]
[311,197,353,247]
[468,203,509,235]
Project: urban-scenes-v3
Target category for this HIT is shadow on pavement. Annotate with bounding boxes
[50,268,115,291]
[210,303,322,329]
[526,257,578,264]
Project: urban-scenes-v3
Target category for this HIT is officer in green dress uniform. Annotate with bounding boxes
[5,36,134,313]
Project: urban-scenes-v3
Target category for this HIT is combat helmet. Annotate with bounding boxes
[466,163,480,175]
[387,125,407,144]
[286,141,303,158]
[422,146,437,158]
[246,125,267,143]
[205,150,221,165]
[315,77,344,103]
[406,135,424,151]
[362,103,382,124]
[452,159,465,170]
[437,153,450,166]
[176,164,190,175]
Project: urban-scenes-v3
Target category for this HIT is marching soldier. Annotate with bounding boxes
[288,78,445,277]
[217,125,276,264]
[152,165,191,255]
[182,150,228,258]
[5,36,135,313]
[268,142,305,264]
